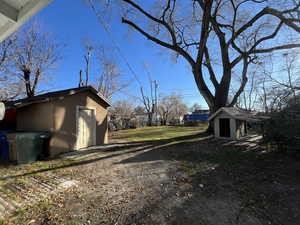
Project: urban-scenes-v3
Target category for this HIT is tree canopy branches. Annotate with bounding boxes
[115,0,300,114]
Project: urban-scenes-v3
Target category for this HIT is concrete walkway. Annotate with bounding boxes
[213,135,263,150]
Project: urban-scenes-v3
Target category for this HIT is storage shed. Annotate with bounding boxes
[6,86,111,157]
[208,107,259,140]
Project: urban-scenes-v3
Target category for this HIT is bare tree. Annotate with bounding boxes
[158,95,173,125]
[0,78,23,101]
[97,58,129,100]
[190,103,203,113]
[0,37,16,70]
[237,53,299,113]
[109,99,135,130]
[134,106,146,114]
[140,86,155,126]
[0,36,22,101]
[90,0,300,130]
[82,40,94,87]
[268,52,300,94]
[80,42,129,99]
[168,95,188,124]
[158,94,188,125]
[11,24,61,98]
[109,99,134,118]
[235,70,259,111]
[254,52,300,112]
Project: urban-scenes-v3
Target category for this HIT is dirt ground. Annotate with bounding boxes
[5,130,300,225]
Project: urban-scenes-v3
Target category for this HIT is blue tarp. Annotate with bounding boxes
[184,114,209,121]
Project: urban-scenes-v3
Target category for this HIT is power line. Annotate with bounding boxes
[88,1,143,87]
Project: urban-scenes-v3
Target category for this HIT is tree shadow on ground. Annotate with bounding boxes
[0,132,209,181]
[2,130,300,225]
[113,135,300,225]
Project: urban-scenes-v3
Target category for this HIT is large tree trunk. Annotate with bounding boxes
[23,69,34,98]
[207,92,230,134]
[192,68,230,134]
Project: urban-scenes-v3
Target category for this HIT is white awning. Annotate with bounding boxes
[0,0,52,43]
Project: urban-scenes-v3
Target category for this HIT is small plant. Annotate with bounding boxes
[181,161,215,176]
[12,209,26,216]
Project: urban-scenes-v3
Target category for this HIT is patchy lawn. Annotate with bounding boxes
[110,125,207,142]
[2,126,300,225]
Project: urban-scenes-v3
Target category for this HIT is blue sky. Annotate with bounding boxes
[29,0,207,108]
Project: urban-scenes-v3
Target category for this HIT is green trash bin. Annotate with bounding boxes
[8,131,52,164]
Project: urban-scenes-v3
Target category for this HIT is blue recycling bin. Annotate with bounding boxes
[0,132,9,161]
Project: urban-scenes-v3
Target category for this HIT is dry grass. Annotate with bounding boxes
[110,125,207,143]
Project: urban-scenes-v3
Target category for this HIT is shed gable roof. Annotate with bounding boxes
[6,86,111,108]
[208,107,261,122]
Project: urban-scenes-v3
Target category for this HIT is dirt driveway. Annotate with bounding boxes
[6,130,300,225]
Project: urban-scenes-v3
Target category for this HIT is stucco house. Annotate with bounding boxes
[6,86,111,157]
[208,107,260,140]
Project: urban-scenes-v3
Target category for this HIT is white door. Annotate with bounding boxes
[77,107,96,149]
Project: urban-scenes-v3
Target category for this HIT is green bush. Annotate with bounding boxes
[263,99,300,151]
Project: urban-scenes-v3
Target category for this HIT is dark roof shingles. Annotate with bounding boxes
[6,86,111,108]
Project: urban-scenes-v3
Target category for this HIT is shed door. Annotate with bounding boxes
[77,108,96,149]
[219,118,230,137]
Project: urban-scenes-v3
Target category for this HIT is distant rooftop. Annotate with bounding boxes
[192,109,210,114]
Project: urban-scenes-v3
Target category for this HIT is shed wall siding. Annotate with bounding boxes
[17,102,54,131]
[236,120,246,139]
[49,92,109,157]
[50,93,86,156]
[213,111,237,139]
[16,91,109,157]
[230,118,236,139]
[86,93,108,145]
[214,118,220,138]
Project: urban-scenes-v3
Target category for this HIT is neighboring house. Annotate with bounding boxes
[134,112,150,126]
[208,107,261,140]
[184,109,210,123]
[192,109,210,115]
[5,86,111,157]
[0,0,52,43]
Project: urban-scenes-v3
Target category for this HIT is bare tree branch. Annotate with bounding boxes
[121,17,195,65]
[251,44,300,54]
[123,0,177,45]
[89,0,300,117]
[230,56,250,106]
[203,47,219,89]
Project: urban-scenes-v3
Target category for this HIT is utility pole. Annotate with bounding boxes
[84,50,92,86]
[78,70,84,87]
[83,41,93,87]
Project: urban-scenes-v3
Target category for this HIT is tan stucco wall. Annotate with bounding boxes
[16,91,109,157]
[86,93,108,145]
[50,92,109,156]
[17,102,54,131]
